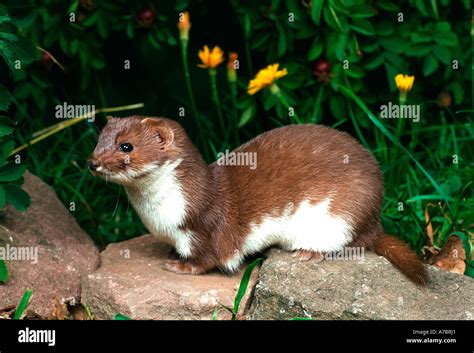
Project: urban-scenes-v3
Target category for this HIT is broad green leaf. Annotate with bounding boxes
[13,288,32,319]
[238,103,255,128]
[422,54,439,76]
[364,53,385,70]
[311,0,323,25]
[407,43,433,57]
[432,45,451,64]
[433,31,458,47]
[379,37,407,53]
[11,11,37,30]
[0,83,12,111]
[410,32,431,43]
[307,36,323,61]
[4,184,31,212]
[0,137,15,164]
[350,18,374,36]
[0,259,7,283]
[276,22,287,57]
[376,0,399,11]
[0,116,14,137]
[5,35,38,67]
[0,163,26,182]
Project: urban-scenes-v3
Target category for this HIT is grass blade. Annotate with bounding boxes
[114,313,131,320]
[0,259,7,283]
[232,257,263,319]
[13,288,32,320]
[337,84,450,207]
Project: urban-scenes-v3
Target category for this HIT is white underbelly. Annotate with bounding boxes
[243,198,353,255]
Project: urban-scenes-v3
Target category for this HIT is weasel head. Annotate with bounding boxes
[88,116,182,186]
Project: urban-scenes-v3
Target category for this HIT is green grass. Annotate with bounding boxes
[13,288,32,320]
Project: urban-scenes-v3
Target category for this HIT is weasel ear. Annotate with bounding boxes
[141,118,174,150]
[106,115,114,122]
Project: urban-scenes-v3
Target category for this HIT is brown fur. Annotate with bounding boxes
[370,234,428,285]
[90,116,427,284]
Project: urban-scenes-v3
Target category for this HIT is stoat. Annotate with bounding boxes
[89,116,427,284]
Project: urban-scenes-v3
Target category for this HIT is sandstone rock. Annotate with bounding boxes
[82,234,259,320]
[0,172,100,317]
[249,249,474,320]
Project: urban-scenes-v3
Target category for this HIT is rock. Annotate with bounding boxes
[82,234,259,320]
[249,249,474,320]
[0,172,100,317]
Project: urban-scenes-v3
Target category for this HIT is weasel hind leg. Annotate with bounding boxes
[292,249,325,262]
[162,259,209,275]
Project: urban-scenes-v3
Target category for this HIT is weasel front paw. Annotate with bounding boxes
[162,260,205,275]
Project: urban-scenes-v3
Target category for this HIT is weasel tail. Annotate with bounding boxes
[370,234,427,285]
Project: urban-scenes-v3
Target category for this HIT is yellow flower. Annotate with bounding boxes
[177,11,191,40]
[247,63,288,95]
[198,45,224,69]
[394,74,415,93]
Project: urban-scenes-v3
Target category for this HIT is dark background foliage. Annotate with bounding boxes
[0,0,472,273]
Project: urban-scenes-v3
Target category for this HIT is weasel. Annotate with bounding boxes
[89,116,427,284]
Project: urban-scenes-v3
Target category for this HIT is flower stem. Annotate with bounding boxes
[209,69,226,138]
[180,39,211,160]
[270,84,302,124]
[228,79,240,145]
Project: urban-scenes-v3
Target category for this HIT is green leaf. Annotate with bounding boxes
[0,163,26,182]
[0,137,15,164]
[1,35,38,69]
[379,37,407,53]
[364,53,385,70]
[0,259,7,283]
[233,258,263,319]
[238,103,256,128]
[350,18,374,36]
[345,65,365,78]
[276,23,287,57]
[307,36,323,61]
[407,43,433,57]
[432,46,451,64]
[4,184,31,211]
[13,288,32,319]
[11,11,37,30]
[435,22,451,32]
[433,31,458,47]
[465,262,474,279]
[422,54,439,76]
[0,83,12,111]
[0,116,14,137]
[114,313,131,320]
[410,32,431,43]
[376,0,399,11]
[311,0,323,25]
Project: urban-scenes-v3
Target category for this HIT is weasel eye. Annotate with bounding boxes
[119,142,133,153]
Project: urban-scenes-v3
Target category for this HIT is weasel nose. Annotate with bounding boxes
[87,160,98,171]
